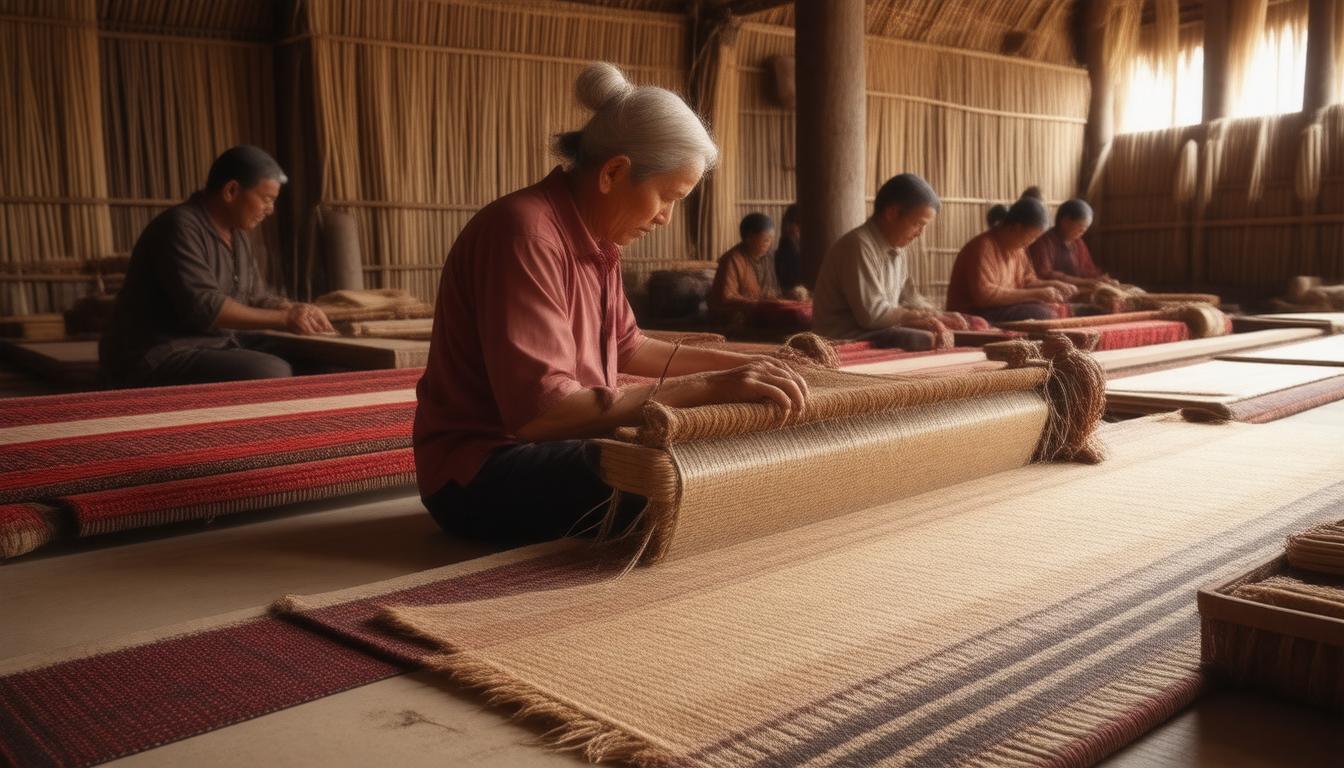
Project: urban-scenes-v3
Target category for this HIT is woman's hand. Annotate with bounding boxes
[683,357,809,421]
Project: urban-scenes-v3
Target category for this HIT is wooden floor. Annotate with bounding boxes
[3,481,1341,766]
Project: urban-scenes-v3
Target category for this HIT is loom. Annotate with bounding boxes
[593,335,1104,564]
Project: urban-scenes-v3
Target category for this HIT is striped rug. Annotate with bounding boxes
[0,370,420,559]
[3,408,1342,766]
[281,409,1344,767]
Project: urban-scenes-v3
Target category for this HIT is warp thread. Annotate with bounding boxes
[780,332,841,368]
[1033,333,1107,464]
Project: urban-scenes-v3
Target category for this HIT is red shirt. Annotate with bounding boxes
[1027,228,1103,280]
[413,168,646,497]
[945,232,1039,313]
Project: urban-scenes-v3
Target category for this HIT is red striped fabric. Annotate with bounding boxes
[65,449,416,536]
[0,368,422,428]
[0,617,403,768]
[0,403,414,502]
[1089,320,1190,351]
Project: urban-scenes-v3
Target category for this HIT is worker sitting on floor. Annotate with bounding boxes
[1027,198,1118,294]
[709,212,780,319]
[414,62,808,546]
[946,197,1087,323]
[100,145,332,387]
[812,173,984,351]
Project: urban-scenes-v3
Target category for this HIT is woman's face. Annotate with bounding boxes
[1058,218,1090,243]
[597,158,703,246]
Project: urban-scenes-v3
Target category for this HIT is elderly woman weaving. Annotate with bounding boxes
[415,63,808,544]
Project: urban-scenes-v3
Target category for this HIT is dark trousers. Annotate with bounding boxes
[423,440,646,546]
[856,326,937,351]
[975,303,1060,323]
[123,334,293,388]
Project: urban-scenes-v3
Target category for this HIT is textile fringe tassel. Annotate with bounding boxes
[781,332,841,368]
[383,645,677,767]
[1033,333,1107,464]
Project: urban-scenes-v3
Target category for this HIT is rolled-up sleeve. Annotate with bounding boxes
[152,220,228,332]
[476,235,589,434]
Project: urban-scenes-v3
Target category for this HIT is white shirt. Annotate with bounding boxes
[812,218,933,339]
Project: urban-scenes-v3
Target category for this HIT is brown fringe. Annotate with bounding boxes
[780,332,840,368]
[380,614,679,767]
[1033,333,1107,464]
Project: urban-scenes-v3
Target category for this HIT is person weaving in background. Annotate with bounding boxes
[100,145,332,387]
[709,212,779,318]
[812,173,984,350]
[1027,198,1116,291]
[946,197,1083,323]
[415,63,808,546]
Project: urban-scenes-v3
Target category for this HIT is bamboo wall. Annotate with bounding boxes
[1093,105,1344,296]
[718,21,1089,306]
[0,0,279,315]
[300,0,693,302]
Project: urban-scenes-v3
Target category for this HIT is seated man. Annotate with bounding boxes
[812,173,982,350]
[1027,198,1116,292]
[773,204,807,298]
[709,213,780,318]
[946,197,1081,323]
[100,145,332,387]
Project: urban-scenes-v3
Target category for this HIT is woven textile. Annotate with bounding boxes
[0,367,422,428]
[1081,319,1190,351]
[1218,334,1344,367]
[1107,360,1344,416]
[280,412,1344,768]
[0,373,420,558]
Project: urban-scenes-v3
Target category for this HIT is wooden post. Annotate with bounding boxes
[1079,0,1113,196]
[794,0,866,287]
[1203,0,1231,121]
[1304,0,1338,115]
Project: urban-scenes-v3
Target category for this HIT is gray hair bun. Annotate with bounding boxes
[574,62,636,112]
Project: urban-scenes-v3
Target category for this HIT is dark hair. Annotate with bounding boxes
[739,212,775,239]
[782,203,799,228]
[1020,185,1044,201]
[206,145,288,193]
[874,173,941,216]
[986,204,1009,228]
[1056,198,1094,225]
[1003,197,1048,230]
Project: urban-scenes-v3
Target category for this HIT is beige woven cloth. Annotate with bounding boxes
[367,404,1344,766]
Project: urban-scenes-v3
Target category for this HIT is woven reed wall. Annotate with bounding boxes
[1094,110,1344,297]
[750,0,1078,66]
[0,0,280,315]
[721,21,1089,306]
[302,0,693,302]
[0,1,111,315]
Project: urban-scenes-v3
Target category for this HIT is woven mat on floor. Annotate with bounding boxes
[0,372,420,559]
[6,407,1344,767]
[271,410,1344,767]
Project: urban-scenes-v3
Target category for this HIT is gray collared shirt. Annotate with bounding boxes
[811,218,933,339]
[100,192,286,378]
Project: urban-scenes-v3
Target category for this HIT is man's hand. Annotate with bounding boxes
[285,303,334,335]
[900,314,954,349]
